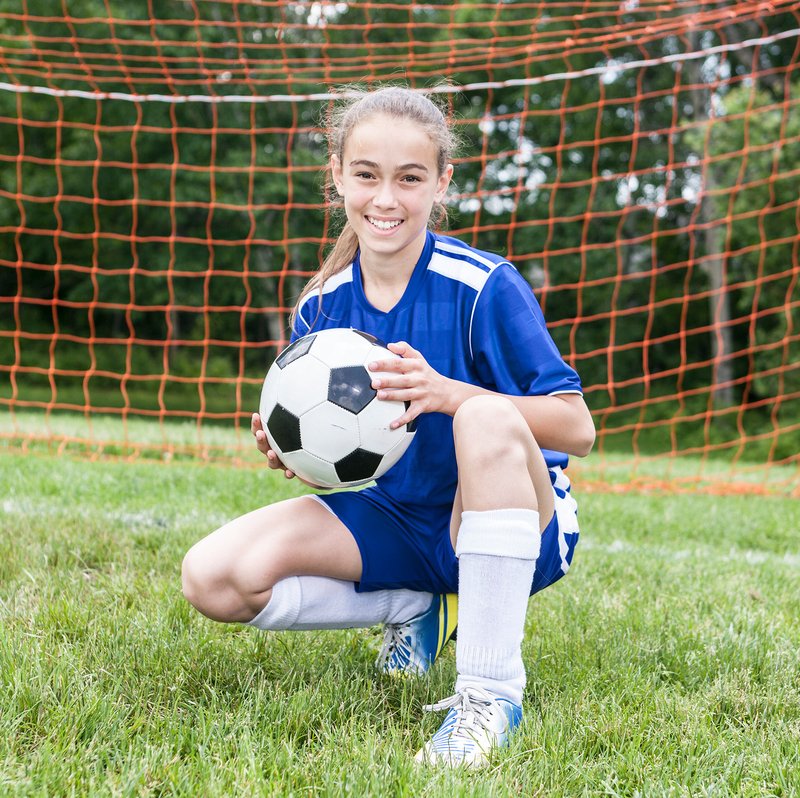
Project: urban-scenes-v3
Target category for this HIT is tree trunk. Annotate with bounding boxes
[685,25,736,407]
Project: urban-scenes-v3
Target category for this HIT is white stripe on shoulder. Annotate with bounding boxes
[434,238,507,272]
[428,246,508,360]
[321,263,355,295]
[428,250,496,292]
[295,264,355,331]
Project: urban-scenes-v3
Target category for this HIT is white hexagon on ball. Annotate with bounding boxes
[275,354,331,417]
[300,402,360,462]
[376,431,416,476]
[281,449,341,489]
[259,361,280,421]
[355,395,408,455]
[309,327,375,368]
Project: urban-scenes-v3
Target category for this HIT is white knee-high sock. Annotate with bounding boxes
[247,575,433,631]
[454,508,541,706]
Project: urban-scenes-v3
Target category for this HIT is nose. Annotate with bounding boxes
[373,180,398,209]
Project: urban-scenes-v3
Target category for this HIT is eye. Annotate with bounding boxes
[354,171,375,180]
[401,174,422,184]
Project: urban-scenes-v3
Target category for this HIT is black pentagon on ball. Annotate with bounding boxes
[351,328,388,348]
[328,365,376,414]
[275,334,316,369]
[335,448,384,483]
[267,404,302,452]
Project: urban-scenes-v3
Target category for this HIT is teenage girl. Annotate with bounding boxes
[182,85,595,768]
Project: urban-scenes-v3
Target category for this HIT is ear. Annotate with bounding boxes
[434,163,454,203]
[331,154,345,196]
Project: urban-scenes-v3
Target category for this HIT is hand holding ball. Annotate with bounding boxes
[259,328,416,488]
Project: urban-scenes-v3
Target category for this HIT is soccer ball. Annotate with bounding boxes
[259,328,417,488]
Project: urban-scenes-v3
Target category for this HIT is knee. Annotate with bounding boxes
[181,532,284,622]
[453,395,532,463]
[181,543,217,614]
[181,541,245,622]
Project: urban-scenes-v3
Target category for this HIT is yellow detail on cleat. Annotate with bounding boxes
[438,593,458,655]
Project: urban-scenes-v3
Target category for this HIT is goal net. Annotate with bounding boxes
[1,1,799,495]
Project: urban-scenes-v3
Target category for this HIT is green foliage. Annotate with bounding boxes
[683,85,800,403]
[2,2,799,461]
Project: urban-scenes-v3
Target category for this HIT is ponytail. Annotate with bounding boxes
[290,220,358,331]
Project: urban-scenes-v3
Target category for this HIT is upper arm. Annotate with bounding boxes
[471,266,583,398]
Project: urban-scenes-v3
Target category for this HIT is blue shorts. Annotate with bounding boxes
[313,473,579,596]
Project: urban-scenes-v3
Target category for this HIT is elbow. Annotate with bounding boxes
[573,426,596,458]
[571,416,596,458]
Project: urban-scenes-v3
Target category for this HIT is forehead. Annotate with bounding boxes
[343,114,438,168]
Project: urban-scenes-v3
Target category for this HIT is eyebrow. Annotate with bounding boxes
[348,159,429,172]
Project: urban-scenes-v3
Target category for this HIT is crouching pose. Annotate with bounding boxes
[182,85,595,768]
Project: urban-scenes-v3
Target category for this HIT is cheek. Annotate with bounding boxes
[407,192,437,218]
[342,184,370,210]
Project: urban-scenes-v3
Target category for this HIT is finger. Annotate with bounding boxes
[375,375,415,395]
[388,406,418,429]
[388,340,417,358]
[251,412,262,434]
[377,388,420,407]
[368,357,406,376]
[258,436,276,459]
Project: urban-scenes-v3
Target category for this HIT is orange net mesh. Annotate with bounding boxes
[1,1,799,495]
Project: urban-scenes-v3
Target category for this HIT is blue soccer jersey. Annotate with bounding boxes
[293,231,583,508]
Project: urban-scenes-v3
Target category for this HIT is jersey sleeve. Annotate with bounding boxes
[290,296,316,342]
[471,264,583,397]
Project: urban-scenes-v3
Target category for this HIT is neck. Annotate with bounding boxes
[359,260,411,312]
[358,232,427,310]
[359,235,427,312]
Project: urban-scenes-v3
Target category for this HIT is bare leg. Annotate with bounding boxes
[181,495,362,622]
[417,394,555,765]
[449,394,554,546]
[449,395,551,703]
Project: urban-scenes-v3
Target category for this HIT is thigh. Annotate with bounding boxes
[186,494,363,588]
[449,397,555,543]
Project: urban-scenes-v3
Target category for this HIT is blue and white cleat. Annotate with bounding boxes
[376,593,458,676]
[414,686,522,768]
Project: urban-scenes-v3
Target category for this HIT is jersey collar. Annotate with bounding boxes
[352,231,436,316]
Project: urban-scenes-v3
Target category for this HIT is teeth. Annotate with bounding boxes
[368,217,402,230]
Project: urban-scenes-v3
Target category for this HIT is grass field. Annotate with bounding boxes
[1,445,799,797]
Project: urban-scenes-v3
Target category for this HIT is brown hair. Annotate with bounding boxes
[290,85,457,329]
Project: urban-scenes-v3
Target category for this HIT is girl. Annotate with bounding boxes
[182,86,595,768]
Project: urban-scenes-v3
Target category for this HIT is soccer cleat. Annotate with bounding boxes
[375,593,458,676]
[414,686,522,768]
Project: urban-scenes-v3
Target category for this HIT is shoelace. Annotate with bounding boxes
[377,622,411,668]
[423,687,503,739]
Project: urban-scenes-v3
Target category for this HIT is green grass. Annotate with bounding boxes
[1,448,799,796]
[3,409,799,495]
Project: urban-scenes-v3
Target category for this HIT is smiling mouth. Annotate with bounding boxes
[366,217,403,231]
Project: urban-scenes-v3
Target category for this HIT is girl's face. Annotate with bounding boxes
[331,113,453,271]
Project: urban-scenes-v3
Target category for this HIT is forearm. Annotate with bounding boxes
[440,378,596,458]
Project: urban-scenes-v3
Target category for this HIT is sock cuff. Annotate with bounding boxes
[456,508,541,560]
[247,575,302,630]
[455,672,526,707]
